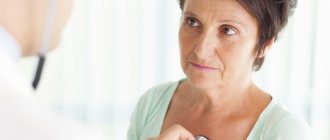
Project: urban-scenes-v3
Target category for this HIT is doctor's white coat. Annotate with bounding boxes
[0,28,105,140]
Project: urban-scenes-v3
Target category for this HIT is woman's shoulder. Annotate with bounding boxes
[261,99,313,139]
[140,81,179,104]
[128,80,181,140]
[133,80,180,115]
[145,81,179,96]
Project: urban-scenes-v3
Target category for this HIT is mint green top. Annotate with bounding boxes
[128,80,312,140]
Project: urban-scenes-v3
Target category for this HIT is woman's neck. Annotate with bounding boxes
[180,78,268,116]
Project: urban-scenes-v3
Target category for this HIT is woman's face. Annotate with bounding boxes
[179,0,259,90]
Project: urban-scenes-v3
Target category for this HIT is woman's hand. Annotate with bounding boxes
[148,124,194,140]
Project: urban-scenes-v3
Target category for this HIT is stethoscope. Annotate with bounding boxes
[32,0,56,90]
[195,135,209,140]
[32,55,46,89]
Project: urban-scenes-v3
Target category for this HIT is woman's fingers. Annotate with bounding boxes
[148,124,194,140]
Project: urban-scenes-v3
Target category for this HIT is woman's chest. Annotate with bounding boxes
[161,111,258,140]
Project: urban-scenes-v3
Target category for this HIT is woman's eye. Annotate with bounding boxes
[187,17,200,27]
[221,27,237,35]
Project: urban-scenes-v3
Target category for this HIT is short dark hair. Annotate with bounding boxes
[178,0,297,71]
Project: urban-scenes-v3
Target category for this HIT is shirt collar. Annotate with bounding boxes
[0,26,21,62]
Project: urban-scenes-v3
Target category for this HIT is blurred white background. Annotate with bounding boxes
[19,0,330,139]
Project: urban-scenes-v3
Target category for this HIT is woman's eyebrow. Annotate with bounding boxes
[183,11,247,29]
[219,19,244,26]
[183,11,198,17]
[184,11,243,25]
[219,19,248,31]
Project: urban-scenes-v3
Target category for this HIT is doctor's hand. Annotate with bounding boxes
[148,124,194,140]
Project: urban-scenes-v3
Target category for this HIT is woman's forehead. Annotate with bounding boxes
[184,0,241,10]
[183,0,256,25]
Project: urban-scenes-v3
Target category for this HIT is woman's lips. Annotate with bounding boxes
[190,62,217,71]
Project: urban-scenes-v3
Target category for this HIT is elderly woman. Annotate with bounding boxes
[128,0,312,139]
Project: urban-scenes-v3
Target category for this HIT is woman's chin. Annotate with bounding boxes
[187,76,220,90]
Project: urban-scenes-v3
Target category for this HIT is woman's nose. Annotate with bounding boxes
[194,30,219,60]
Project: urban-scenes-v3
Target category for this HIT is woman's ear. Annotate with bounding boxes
[258,38,275,58]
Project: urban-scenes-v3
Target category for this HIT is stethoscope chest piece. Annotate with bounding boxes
[195,135,209,140]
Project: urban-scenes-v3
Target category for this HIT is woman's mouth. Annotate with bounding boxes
[190,62,217,71]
